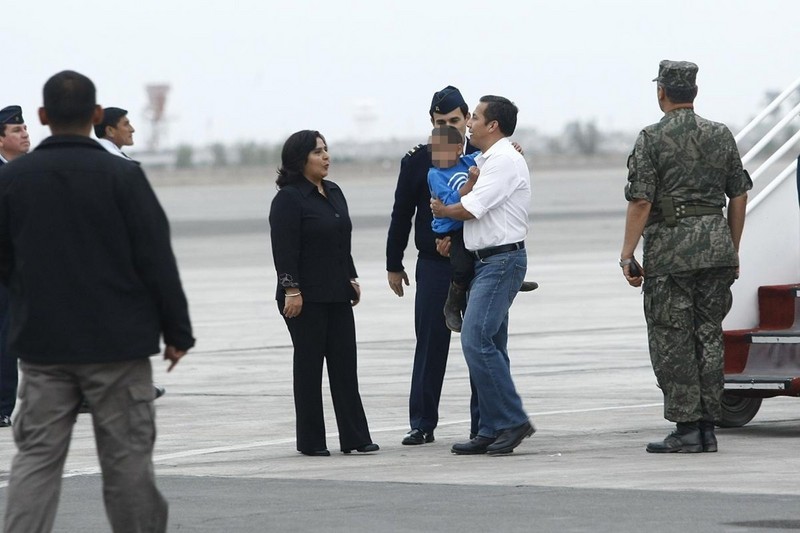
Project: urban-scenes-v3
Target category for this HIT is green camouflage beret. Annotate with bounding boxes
[652,60,698,90]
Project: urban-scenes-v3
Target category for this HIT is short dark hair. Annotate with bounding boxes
[430,125,463,146]
[94,107,128,138]
[276,130,326,188]
[429,103,469,120]
[0,125,6,137]
[663,84,697,104]
[479,95,518,136]
[43,70,96,129]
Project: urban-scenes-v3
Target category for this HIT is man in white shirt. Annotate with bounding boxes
[431,95,534,455]
[92,106,167,402]
[94,107,135,160]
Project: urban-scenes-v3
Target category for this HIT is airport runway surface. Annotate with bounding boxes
[1,164,798,532]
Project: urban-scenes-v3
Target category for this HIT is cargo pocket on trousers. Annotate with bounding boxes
[643,277,671,326]
[128,382,156,450]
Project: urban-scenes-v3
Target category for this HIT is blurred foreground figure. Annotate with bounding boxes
[620,60,751,454]
[1,70,194,533]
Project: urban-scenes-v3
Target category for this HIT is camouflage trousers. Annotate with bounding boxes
[643,267,736,423]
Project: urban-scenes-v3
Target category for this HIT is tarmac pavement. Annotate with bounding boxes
[1,164,799,532]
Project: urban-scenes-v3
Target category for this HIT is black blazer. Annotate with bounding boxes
[269,178,358,303]
[0,135,195,364]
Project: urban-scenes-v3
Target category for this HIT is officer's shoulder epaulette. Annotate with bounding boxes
[404,143,426,158]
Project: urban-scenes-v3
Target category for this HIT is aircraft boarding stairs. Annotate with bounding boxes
[719,76,800,427]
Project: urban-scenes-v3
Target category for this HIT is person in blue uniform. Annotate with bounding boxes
[387,86,482,445]
[0,105,30,428]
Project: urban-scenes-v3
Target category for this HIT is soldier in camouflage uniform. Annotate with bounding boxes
[620,60,752,453]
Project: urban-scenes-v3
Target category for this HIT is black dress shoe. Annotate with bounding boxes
[299,449,331,457]
[402,429,434,445]
[520,281,539,292]
[699,421,717,453]
[342,443,380,454]
[451,435,496,455]
[486,420,536,455]
[78,398,91,414]
[154,385,166,400]
[0,415,11,428]
[646,423,702,453]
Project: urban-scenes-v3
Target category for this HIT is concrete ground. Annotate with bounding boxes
[1,164,799,532]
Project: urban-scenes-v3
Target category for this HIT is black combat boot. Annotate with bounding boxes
[443,282,467,332]
[645,422,702,453]
[699,420,717,452]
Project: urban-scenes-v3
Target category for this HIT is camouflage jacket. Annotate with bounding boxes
[625,108,752,276]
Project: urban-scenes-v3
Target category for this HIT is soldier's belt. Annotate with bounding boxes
[647,204,722,227]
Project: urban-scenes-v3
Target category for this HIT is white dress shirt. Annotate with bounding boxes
[96,138,134,160]
[460,137,531,251]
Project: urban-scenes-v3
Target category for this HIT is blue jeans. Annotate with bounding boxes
[460,248,528,437]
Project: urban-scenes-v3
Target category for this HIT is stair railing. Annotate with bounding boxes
[734,76,800,213]
[724,75,800,330]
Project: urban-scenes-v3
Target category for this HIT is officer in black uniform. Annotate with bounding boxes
[0,105,29,427]
[387,86,481,445]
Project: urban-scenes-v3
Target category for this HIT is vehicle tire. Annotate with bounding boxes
[718,394,762,428]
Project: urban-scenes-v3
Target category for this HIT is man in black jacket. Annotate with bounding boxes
[0,71,194,533]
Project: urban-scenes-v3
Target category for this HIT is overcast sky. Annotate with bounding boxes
[7,0,800,148]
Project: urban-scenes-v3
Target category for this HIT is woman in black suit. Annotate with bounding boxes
[269,130,378,457]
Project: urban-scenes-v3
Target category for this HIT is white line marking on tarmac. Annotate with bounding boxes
[0,402,662,489]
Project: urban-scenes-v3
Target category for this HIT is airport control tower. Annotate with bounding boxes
[144,84,170,151]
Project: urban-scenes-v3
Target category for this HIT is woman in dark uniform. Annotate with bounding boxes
[269,130,378,456]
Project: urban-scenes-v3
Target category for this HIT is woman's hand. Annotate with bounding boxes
[350,280,361,306]
[283,291,303,318]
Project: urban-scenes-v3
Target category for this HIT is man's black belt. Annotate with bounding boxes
[469,241,525,260]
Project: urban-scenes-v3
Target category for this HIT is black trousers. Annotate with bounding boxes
[0,286,16,418]
[281,301,372,452]
[436,229,474,287]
